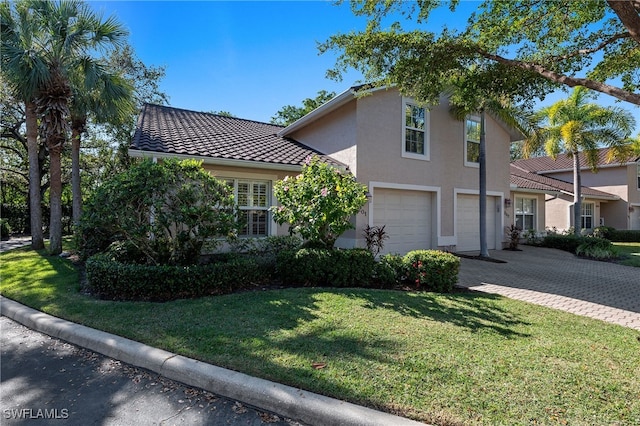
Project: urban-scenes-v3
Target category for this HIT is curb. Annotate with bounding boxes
[0,296,426,426]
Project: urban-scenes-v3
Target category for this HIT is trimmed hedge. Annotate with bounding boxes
[403,250,460,293]
[276,248,376,287]
[609,229,640,243]
[540,233,586,253]
[86,253,266,302]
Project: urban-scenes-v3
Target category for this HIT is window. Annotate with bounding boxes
[402,100,429,160]
[465,116,481,166]
[515,197,536,230]
[224,179,270,237]
[581,203,594,230]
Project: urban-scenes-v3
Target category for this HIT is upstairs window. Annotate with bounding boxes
[402,99,429,160]
[465,116,481,166]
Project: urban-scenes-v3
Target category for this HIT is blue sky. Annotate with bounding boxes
[90,1,639,132]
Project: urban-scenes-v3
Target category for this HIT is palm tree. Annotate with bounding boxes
[524,87,636,235]
[1,0,46,249]
[29,0,127,254]
[69,64,134,225]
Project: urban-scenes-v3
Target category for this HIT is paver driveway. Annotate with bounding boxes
[457,245,640,330]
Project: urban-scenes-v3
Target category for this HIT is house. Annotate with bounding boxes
[130,86,523,254]
[510,148,640,233]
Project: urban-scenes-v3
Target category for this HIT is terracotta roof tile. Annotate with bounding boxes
[512,148,639,173]
[131,104,344,168]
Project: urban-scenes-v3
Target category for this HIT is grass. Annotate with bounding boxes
[1,245,639,425]
[614,242,640,267]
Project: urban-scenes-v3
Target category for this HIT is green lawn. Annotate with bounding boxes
[1,246,639,425]
[614,242,640,267]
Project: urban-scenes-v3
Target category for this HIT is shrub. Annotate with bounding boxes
[609,229,640,242]
[0,218,11,239]
[506,224,522,250]
[276,248,375,287]
[375,253,405,287]
[271,155,368,249]
[77,159,240,265]
[576,237,619,260]
[403,250,460,293]
[363,225,389,256]
[85,253,265,302]
[523,229,542,246]
[593,226,615,240]
[540,233,586,253]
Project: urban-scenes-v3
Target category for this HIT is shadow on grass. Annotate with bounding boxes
[343,289,531,338]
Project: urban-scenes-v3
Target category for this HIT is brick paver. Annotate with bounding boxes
[457,245,640,330]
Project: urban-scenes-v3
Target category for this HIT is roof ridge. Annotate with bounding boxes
[142,103,285,129]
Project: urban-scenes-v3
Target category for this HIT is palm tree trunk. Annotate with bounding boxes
[479,110,489,257]
[71,127,82,226]
[48,145,63,255]
[26,101,44,249]
[573,152,582,236]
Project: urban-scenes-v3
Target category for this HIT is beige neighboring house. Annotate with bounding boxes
[510,148,640,233]
[130,86,522,255]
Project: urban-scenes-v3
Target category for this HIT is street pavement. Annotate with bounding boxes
[0,316,302,426]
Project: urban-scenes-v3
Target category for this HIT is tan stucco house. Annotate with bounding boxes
[510,148,640,233]
[130,86,523,254]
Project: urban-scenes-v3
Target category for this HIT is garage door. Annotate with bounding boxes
[372,188,432,255]
[457,194,496,252]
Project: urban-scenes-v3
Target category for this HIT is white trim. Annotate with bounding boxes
[514,195,539,231]
[129,149,303,172]
[220,176,277,238]
[454,188,506,250]
[368,181,443,247]
[401,97,430,161]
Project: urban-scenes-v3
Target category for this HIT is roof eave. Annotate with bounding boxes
[128,149,304,172]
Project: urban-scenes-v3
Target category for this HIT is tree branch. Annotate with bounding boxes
[548,32,631,62]
[607,0,640,44]
[477,49,640,106]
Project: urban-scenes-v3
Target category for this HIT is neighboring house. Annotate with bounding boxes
[510,148,640,233]
[131,86,523,254]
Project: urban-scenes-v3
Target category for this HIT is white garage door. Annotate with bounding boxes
[372,188,432,255]
[457,194,497,252]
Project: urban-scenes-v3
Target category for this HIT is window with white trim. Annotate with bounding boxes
[581,203,594,230]
[465,116,481,166]
[224,179,270,237]
[515,197,536,230]
[402,100,429,159]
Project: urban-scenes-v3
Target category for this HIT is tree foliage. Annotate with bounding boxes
[322,0,640,106]
[271,156,368,249]
[271,90,336,126]
[77,159,240,266]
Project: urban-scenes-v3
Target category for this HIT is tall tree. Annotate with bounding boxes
[29,0,127,254]
[524,87,636,235]
[1,0,46,249]
[69,64,134,225]
[322,0,640,106]
[271,90,336,126]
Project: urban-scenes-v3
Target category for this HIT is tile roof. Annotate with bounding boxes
[510,164,618,199]
[131,104,344,168]
[512,147,639,173]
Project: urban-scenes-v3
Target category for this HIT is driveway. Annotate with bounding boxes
[457,245,640,330]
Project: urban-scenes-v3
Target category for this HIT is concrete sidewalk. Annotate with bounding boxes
[457,245,640,330]
[0,296,426,426]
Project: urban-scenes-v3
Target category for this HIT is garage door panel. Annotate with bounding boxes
[373,188,432,255]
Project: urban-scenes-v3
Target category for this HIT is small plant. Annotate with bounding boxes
[403,250,460,293]
[576,237,619,260]
[0,218,11,240]
[523,229,541,246]
[506,224,522,250]
[363,224,389,256]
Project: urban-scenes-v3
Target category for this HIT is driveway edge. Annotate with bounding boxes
[0,296,426,426]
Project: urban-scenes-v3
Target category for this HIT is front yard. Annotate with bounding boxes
[614,242,640,267]
[1,245,639,425]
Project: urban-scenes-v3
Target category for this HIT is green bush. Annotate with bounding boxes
[540,233,586,253]
[576,237,619,260]
[86,253,265,302]
[403,250,460,293]
[0,218,11,239]
[593,226,616,240]
[374,253,405,287]
[276,248,375,287]
[609,229,640,242]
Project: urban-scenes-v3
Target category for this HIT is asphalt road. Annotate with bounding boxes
[0,316,303,426]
